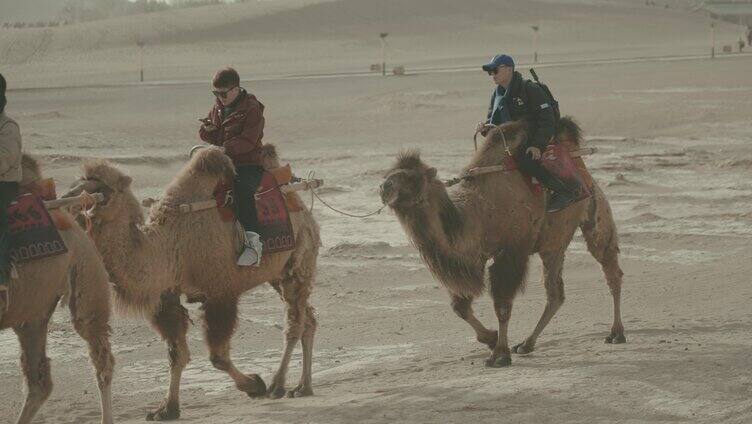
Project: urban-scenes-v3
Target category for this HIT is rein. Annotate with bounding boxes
[444,147,597,187]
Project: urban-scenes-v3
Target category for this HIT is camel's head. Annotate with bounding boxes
[260,144,281,170]
[20,154,43,187]
[63,159,142,224]
[380,150,438,210]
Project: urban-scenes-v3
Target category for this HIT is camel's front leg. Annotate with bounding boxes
[203,297,267,398]
[146,292,191,421]
[268,270,317,399]
[450,294,498,350]
[486,250,529,368]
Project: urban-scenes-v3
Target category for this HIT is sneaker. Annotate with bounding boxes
[237,231,263,267]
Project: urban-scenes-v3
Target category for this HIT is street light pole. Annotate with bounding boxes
[379,33,389,76]
[136,39,145,82]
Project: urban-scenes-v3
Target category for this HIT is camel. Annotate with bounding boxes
[380,118,624,368]
[0,155,114,424]
[63,145,320,421]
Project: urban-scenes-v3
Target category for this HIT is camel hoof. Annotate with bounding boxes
[484,355,512,368]
[287,384,314,398]
[145,402,180,421]
[267,382,287,400]
[237,373,267,398]
[605,333,626,344]
[512,342,534,354]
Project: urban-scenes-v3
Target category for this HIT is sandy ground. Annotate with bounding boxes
[1,1,752,423]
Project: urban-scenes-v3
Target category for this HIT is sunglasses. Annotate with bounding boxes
[212,86,236,99]
[487,66,508,76]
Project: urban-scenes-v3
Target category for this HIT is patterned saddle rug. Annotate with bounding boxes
[8,179,69,263]
[214,165,301,254]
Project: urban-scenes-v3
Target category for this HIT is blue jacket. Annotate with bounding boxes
[485,71,556,149]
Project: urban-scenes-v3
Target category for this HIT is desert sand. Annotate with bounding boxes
[0,1,751,423]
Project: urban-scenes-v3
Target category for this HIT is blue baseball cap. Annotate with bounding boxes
[482,54,515,72]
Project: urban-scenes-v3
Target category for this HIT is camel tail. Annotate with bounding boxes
[556,116,583,147]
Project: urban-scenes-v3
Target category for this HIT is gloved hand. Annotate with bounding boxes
[476,121,493,136]
[525,146,542,161]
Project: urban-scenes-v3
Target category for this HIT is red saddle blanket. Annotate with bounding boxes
[8,194,68,263]
[504,144,594,196]
[214,169,295,254]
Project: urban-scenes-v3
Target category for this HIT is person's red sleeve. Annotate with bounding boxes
[224,104,264,156]
[199,107,220,145]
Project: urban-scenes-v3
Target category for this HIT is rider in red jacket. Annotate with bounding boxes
[199,67,265,266]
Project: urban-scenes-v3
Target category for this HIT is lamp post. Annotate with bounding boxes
[136,39,145,82]
[531,25,539,63]
[379,32,389,76]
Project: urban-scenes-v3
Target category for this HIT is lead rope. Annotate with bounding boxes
[304,170,386,218]
[79,191,97,239]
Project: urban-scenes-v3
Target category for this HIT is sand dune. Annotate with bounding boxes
[1,0,746,88]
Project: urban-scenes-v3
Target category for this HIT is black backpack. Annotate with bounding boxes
[528,68,560,123]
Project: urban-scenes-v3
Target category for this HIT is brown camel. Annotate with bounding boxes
[63,145,320,421]
[380,118,624,368]
[0,155,114,424]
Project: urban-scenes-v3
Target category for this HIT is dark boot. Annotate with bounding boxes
[541,173,590,213]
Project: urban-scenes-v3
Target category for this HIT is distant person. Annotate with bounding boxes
[474,54,587,212]
[747,26,752,47]
[739,38,745,53]
[0,73,22,298]
[198,67,265,266]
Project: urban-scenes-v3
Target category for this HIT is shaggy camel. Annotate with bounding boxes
[64,145,320,421]
[0,155,114,424]
[380,118,624,368]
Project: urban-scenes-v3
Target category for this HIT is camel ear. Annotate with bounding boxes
[426,167,437,179]
[118,175,133,190]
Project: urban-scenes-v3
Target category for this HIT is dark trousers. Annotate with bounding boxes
[516,146,574,195]
[517,148,549,182]
[234,165,264,233]
[0,182,19,284]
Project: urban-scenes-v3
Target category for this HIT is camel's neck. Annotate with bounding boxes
[398,183,470,252]
[91,213,174,301]
[394,183,486,296]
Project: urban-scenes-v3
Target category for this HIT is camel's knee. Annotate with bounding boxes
[22,355,53,401]
[86,337,115,385]
[495,303,512,322]
[547,290,565,306]
[167,341,190,369]
[451,296,472,320]
[304,307,317,330]
[210,353,231,372]
[603,260,624,293]
[545,281,565,305]
[202,299,238,347]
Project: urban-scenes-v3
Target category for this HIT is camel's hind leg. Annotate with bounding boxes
[450,294,498,350]
[69,266,115,424]
[146,292,191,421]
[203,296,267,398]
[486,249,529,368]
[267,268,317,399]
[512,249,566,354]
[581,186,626,344]
[14,313,55,424]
